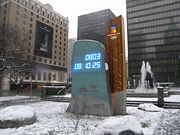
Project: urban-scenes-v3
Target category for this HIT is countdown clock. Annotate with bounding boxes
[71,40,111,101]
[68,40,112,115]
[74,53,101,70]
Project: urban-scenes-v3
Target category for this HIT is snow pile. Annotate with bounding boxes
[0,105,36,121]
[127,106,162,135]
[138,103,162,112]
[94,116,143,135]
[0,105,37,128]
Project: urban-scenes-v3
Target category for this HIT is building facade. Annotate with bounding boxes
[77,9,116,44]
[0,0,69,90]
[67,38,76,79]
[127,0,180,83]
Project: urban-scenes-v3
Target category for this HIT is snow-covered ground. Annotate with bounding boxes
[127,95,180,102]
[0,94,179,135]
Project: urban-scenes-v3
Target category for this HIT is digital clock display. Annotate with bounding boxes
[74,53,101,70]
[71,40,110,103]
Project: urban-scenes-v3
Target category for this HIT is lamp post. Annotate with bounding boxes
[30,69,33,99]
[21,63,34,99]
[0,47,6,71]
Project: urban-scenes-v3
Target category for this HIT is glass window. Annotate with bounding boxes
[43,72,47,81]
[24,1,28,7]
[15,17,19,22]
[32,74,35,80]
[16,11,19,16]
[38,72,41,80]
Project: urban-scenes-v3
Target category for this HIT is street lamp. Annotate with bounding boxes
[0,47,7,71]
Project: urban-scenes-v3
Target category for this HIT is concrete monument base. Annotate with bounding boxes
[111,91,126,115]
[67,95,112,116]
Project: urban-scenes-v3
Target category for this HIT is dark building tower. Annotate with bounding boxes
[127,0,180,82]
[77,9,116,44]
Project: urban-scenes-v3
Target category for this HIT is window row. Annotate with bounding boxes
[128,1,179,17]
[129,23,180,34]
[14,0,68,27]
[129,39,180,49]
[26,55,66,67]
[128,10,180,24]
[25,71,65,82]
[128,16,180,29]
[30,12,68,35]
[128,32,180,42]
[127,0,178,12]
[129,45,180,56]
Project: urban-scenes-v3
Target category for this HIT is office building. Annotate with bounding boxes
[0,0,69,90]
[127,0,180,82]
[67,38,76,79]
[77,9,116,44]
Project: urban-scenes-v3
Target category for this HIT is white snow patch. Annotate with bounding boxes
[0,105,35,121]
[164,95,180,102]
[127,95,180,103]
[135,87,157,93]
[94,116,142,135]
[127,97,157,101]
[138,103,163,112]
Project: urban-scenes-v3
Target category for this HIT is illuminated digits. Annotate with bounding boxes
[92,54,96,60]
[85,54,89,61]
[74,63,82,70]
[96,62,101,68]
[89,54,93,60]
[92,62,101,69]
[85,53,101,61]
[82,53,102,70]
[92,62,96,68]
[96,53,101,60]
[85,63,91,69]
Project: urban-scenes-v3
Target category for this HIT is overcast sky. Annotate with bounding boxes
[40,0,127,38]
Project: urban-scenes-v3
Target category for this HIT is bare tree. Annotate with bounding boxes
[66,96,88,132]
[8,63,34,94]
[0,24,34,93]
